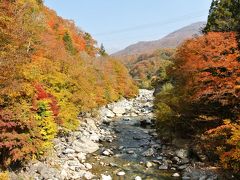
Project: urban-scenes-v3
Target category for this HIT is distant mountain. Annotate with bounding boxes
[113,22,205,56]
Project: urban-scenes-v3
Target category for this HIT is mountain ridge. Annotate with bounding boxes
[113,22,206,56]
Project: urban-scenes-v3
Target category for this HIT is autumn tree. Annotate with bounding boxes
[0,0,138,168]
[155,32,240,172]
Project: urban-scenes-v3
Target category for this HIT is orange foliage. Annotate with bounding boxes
[172,32,240,172]
[174,32,240,118]
[0,0,138,168]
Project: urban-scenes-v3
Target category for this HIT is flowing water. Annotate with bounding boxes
[86,90,176,179]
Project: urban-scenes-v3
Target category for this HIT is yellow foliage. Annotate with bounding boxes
[0,171,9,180]
[35,100,57,150]
[0,0,138,167]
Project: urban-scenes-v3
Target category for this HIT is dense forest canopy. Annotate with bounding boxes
[0,0,239,178]
[0,0,138,167]
[154,0,240,173]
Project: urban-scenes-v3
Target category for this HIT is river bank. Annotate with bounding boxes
[8,90,221,180]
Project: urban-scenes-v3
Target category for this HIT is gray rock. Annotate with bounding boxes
[142,148,155,157]
[182,176,191,180]
[175,149,189,159]
[109,163,118,167]
[178,164,188,170]
[127,150,135,154]
[172,156,180,163]
[157,156,163,160]
[159,163,168,170]
[100,108,115,118]
[68,159,81,167]
[179,158,190,165]
[119,146,124,150]
[152,160,161,165]
[199,176,207,180]
[72,137,99,154]
[39,167,58,179]
[63,148,75,154]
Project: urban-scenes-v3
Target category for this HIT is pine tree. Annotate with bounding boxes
[63,32,76,55]
[99,43,108,56]
[203,0,240,33]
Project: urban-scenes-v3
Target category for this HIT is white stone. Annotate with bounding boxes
[135,176,142,180]
[101,174,112,180]
[84,163,93,170]
[76,152,86,161]
[63,148,75,154]
[117,171,125,176]
[172,173,180,177]
[89,133,100,142]
[100,107,115,118]
[72,137,99,154]
[102,149,113,156]
[60,169,68,179]
[84,171,95,179]
[146,161,153,168]
[85,118,98,130]
[112,106,126,116]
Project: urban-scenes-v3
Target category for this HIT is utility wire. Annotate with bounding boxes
[100,14,206,43]
[93,9,208,37]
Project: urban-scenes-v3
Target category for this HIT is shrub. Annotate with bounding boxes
[0,104,40,167]
[0,171,9,180]
[35,100,58,150]
[203,120,240,173]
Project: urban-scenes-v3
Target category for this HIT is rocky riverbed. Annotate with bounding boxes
[10,90,220,180]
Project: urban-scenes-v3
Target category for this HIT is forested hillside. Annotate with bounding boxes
[154,0,240,174]
[0,0,239,179]
[118,49,175,89]
[0,0,137,168]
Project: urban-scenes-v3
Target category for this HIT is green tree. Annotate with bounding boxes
[99,43,108,56]
[203,0,240,33]
[63,32,76,55]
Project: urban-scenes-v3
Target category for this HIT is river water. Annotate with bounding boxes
[86,90,175,179]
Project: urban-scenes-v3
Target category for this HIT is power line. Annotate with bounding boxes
[93,9,208,37]
[100,14,206,43]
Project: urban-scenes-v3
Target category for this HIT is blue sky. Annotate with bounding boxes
[44,0,212,53]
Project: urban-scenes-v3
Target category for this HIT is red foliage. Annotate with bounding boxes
[34,84,60,118]
[0,108,40,167]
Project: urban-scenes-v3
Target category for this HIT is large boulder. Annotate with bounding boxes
[72,137,99,154]
[100,107,115,118]
[85,118,98,131]
[112,106,126,116]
